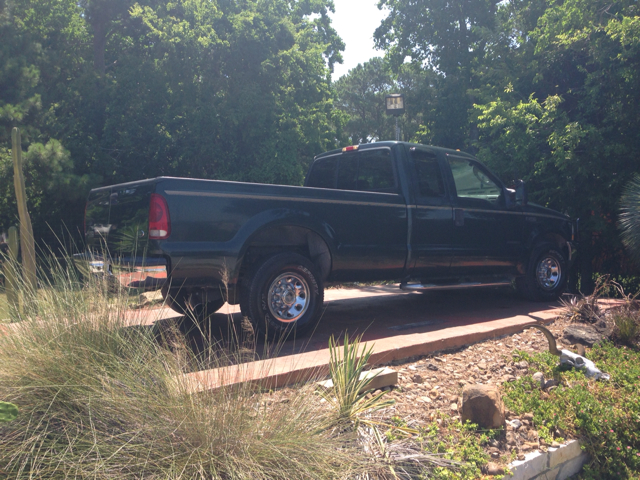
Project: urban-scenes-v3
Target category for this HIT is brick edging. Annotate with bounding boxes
[506,440,588,480]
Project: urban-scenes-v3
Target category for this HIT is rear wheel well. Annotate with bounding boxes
[238,225,331,289]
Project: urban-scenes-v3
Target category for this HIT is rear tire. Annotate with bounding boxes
[240,252,324,338]
[161,285,189,313]
[516,242,568,301]
[161,286,225,316]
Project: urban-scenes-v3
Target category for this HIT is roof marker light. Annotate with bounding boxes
[342,145,359,152]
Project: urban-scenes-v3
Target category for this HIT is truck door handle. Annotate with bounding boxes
[454,208,464,226]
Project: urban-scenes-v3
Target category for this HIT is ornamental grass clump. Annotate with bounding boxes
[613,312,640,345]
[0,253,364,479]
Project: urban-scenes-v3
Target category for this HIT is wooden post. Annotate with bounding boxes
[5,226,20,315]
[11,128,37,293]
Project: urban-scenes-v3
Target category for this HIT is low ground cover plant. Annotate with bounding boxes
[504,343,640,479]
[0,401,18,423]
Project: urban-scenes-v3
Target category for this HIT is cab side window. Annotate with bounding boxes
[410,149,446,197]
[447,157,502,205]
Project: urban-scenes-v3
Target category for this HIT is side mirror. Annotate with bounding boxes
[515,179,528,206]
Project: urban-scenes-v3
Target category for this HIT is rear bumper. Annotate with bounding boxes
[72,253,167,291]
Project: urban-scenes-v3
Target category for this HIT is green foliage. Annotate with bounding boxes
[370,0,640,283]
[0,0,344,247]
[374,0,502,149]
[418,417,493,480]
[321,333,394,424]
[0,401,18,423]
[504,344,640,479]
[333,58,435,145]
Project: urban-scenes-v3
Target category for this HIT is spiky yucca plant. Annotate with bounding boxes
[619,173,640,263]
[322,333,394,425]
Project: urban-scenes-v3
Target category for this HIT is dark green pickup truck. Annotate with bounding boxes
[81,142,576,335]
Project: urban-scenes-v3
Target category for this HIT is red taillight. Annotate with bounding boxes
[149,193,171,239]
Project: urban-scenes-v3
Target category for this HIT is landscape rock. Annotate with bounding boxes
[532,372,545,388]
[461,384,505,429]
[563,324,604,346]
[486,462,505,476]
[594,318,611,333]
[412,374,424,384]
[138,290,163,308]
[427,363,438,371]
[544,379,559,389]
[510,419,522,430]
[515,360,529,369]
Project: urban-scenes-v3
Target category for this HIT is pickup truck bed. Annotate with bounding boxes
[81,142,576,336]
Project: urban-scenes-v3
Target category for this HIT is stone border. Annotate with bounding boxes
[506,440,588,480]
[183,309,562,393]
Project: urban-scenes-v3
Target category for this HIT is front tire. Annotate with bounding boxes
[516,242,568,301]
[240,253,324,338]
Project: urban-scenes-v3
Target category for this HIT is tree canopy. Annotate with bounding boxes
[0,0,343,245]
[1,0,639,285]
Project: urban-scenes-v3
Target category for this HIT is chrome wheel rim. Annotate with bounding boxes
[267,273,310,323]
[536,256,561,291]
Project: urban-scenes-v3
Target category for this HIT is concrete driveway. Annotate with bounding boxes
[132,285,563,366]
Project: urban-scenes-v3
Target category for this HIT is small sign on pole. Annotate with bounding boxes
[385,94,405,116]
[385,94,405,141]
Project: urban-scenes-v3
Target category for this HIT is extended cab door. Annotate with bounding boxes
[305,146,408,281]
[445,154,524,276]
[406,146,453,278]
